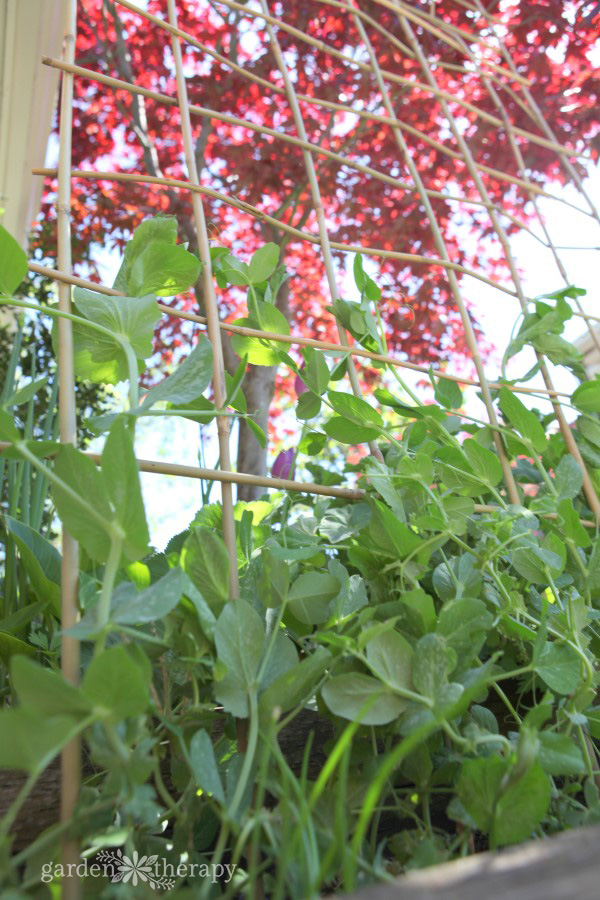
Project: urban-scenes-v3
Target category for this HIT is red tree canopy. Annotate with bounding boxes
[35,0,600,446]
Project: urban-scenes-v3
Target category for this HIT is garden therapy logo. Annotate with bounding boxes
[40,849,237,890]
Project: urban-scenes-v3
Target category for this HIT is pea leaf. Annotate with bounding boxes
[512,547,561,584]
[287,572,341,624]
[297,391,322,421]
[494,762,551,846]
[142,337,213,407]
[181,527,230,614]
[113,215,178,292]
[189,729,225,803]
[498,388,546,453]
[365,629,413,693]
[538,731,586,775]
[462,438,502,487]
[302,347,330,395]
[353,253,367,291]
[0,709,82,773]
[257,547,290,607]
[557,498,591,548]
[572,380,600,414]
[231,303,290,365]
[259,647,331,721]
[412,634,456,698]
[0,224,28,295]
[11,656,91,718]
[370,501,422,559]
[432,554,482,601]
[433,376,463,410]
[535,642,581,695]
[327,391,383,428]
[554,455,583,500]
[321,673,407,725]
[436,598,492,660]
[128,242,201,297]
[101,417,150,561]
[112,567,185,624]
[248,243,279,284]
[68,288,161,385]
[52,445,113,562]
[214,600,266,717]
[457,755,505,835]
[4,516,61,615]
[82,646,149,719]
[324,417,380,444]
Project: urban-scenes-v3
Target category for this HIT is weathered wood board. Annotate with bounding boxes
[340,825,600,900]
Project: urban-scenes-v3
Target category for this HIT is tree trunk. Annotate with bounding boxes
[235,272,291,499]
[236,363,278,501]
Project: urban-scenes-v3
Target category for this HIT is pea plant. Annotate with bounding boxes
[1,217,600,898]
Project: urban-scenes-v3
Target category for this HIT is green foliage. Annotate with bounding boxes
[0,225,28,295]
[2,224,600,896]
[67,289,161,385]
[113,215,201,296]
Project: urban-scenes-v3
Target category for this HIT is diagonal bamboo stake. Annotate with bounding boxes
[34,163,536,300]
[258,0,384,462]
[212,0,587,160]
[397,11,600,523]
[165,0,239,598]
[367,0,531,85]
[42,58,594,222]
[471,0,600,225]
[411,0,600,231]
[113,0,582,222]
[25,261,576,398]
[424,11,600,356]
[475,76,600,356]
[0,443,596,527]
[352,2,519,504]
[114,0,588,160]
[56,2,81,897]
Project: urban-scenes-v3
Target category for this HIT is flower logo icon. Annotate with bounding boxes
[114,849,157,887]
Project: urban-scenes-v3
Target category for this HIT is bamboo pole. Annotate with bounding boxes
[0,444,595,528]
[472,0,600,225]
[475,77,600,356]
[110,1,589,223]
[34,164,564,293]
[25,261,577,398]
[165,0,239,599]
[56,1,81,896]
[397,10,600,523]
[211,0,587,160]
[419,11,600,357]
[41,58,594,222]
[368,0,531,85]
[258,0,386,461]
[352,3,519,504]
[420,16,600,519]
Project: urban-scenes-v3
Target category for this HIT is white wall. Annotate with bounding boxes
[0,0,65,249]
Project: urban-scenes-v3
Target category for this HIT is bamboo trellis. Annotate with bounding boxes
[27,0,600,888]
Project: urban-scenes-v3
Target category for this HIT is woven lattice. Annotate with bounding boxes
[24,2,600,879]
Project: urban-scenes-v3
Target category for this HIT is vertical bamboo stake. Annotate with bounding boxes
[396,10,600,522]
[351,5,520,505]
[57,1,81,896]
[259,0,383,463]
[166,0,239,599]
